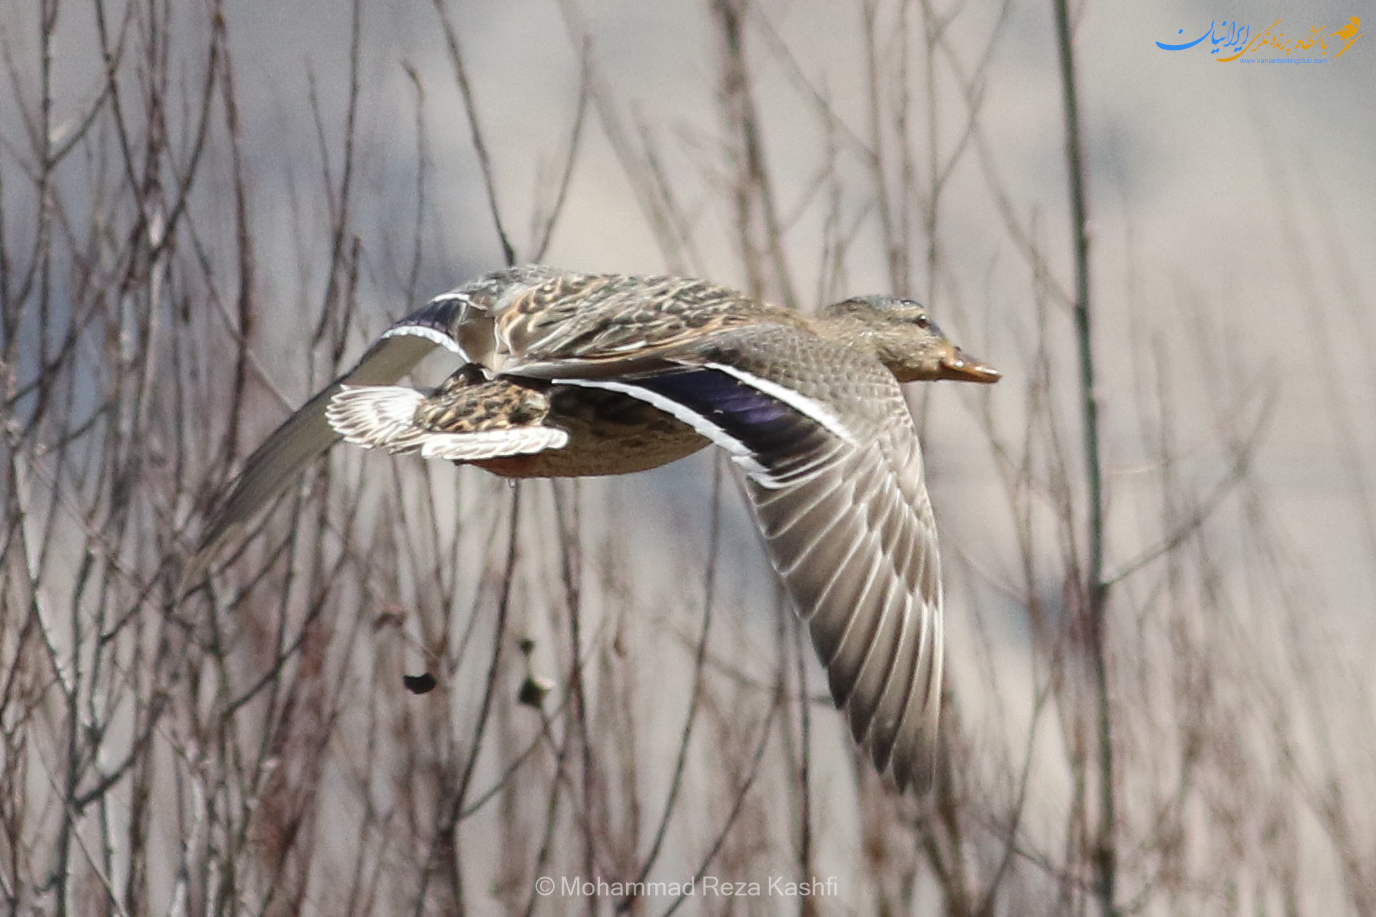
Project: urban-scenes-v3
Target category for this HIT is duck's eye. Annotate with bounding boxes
[915,314,930,329]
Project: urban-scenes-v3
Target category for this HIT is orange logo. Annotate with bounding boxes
[1157,17,1362,60]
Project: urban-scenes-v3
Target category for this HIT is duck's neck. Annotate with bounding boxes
[810,313,881,355]
[814,313,925,379]
[810,312,935,382]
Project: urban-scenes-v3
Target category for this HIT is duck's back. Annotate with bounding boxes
[473,269,809,377]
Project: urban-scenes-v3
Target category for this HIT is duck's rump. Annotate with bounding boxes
[326,368,708,478]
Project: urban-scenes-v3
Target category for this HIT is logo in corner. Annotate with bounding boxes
[1156,17,1362,61]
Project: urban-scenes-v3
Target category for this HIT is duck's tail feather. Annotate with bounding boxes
[326,385,429,452]
[327,385,569,461]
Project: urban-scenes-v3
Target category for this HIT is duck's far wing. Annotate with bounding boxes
[187,299,476,582]
[187,267,572,581]
[553,325,944,792]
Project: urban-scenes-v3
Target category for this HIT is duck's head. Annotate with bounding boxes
[817,295,1001,384]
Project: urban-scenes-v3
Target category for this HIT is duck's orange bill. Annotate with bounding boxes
[938,346,1002,383]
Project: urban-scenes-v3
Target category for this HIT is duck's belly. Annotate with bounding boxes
[475,384,708,478]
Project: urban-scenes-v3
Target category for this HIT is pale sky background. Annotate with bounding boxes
[10,0,1374,905]
[20,0,1372,747]
[194,0,1376,639]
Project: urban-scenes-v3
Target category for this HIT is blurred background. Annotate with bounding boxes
[2,0,1373,913]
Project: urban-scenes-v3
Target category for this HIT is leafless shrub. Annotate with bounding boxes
[1,0,1371,915]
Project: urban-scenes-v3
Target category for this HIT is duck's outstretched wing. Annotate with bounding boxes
[746,413,943,793]
[185,265,577,579]
[545,324,944,792]
[186,292,490,582]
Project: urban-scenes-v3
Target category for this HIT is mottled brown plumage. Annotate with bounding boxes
[412,368,708,478]
[191,265,999,794]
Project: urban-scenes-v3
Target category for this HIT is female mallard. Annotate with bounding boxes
[195,265,999,792]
